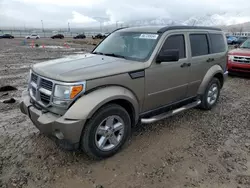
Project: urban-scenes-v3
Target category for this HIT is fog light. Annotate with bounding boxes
[54,129,64,140]
[53,98,70,107]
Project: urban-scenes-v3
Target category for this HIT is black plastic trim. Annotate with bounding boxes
[129,70,145,79]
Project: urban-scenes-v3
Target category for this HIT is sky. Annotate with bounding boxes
[0,0,250,28]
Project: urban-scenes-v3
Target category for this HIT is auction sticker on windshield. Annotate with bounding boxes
[139,34,159,39]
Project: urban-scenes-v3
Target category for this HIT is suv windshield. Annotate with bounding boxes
[92,32,160,61]
[240,39,250,49]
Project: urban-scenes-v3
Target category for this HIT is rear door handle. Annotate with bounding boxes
[180,63,191,68]
[207,58,215,62]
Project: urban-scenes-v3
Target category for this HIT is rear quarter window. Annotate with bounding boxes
[209,33,226,53]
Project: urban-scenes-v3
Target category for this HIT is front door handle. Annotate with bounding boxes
[180,63,191,68]
[207,58,215,62]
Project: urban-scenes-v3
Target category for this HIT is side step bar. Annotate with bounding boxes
[141,100,201,124]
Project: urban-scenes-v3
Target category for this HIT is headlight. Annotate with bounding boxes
[54,83,85,100]
[228,55,234,61]
[53,82,86,106]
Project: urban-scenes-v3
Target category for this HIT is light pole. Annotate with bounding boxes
[41,20,44,31]
[41,20,45,37]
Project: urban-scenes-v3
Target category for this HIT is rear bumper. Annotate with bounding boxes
[228,61,250,73]
[20,90,86,150]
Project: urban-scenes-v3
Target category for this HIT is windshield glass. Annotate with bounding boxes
[240,39,250,49]
[93,32,160,61]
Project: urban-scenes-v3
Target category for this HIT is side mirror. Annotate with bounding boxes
[234,44,239,48]
[156,49,179,63]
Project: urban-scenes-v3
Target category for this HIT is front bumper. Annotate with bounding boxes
[20,90,86,150]
[228,61,250,73]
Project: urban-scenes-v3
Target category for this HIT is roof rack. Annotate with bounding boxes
[157,26,222,33]
[111,27,129,33]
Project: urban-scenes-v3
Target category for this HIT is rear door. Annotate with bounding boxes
[186,31,227,97]
[186,32,211,97]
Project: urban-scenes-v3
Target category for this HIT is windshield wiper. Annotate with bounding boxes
[92,51,104,55]
[92,52,127,59]
[103,53,126,59]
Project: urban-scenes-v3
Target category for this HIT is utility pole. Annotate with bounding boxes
[68,22,70,32]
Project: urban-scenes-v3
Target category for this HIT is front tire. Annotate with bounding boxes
[199,77,221,110]
[81,104,131,159]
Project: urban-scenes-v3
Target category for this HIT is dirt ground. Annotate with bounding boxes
[0,38,250,188]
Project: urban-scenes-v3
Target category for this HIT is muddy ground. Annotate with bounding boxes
[0,38,250,188]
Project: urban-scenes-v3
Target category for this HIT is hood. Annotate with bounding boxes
[32,53,145,82]
[229,48,250,56]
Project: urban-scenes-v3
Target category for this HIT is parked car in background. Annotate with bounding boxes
[73,34,86,39]
[51,34,64,39]
[25,34,40,39]
[20,26,228,159]
[228,39,250,74]
[0,34,14,39]
[236,37,248,45]
[92,33,108,39]
[227,36,238,45]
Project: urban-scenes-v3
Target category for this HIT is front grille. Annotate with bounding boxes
[31,73,38,83]
[29,73,54,106]
[40,93,50,105]
[41,78,53,91]
[233,56,250,64]
[31,87,36,96]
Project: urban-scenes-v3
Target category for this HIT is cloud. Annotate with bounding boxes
[68,11,98,24]
[1,0,250,28]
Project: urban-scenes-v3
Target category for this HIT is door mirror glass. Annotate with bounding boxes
[156,49,179,63]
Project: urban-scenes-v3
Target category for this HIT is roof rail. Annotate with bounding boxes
[157,26,222,33]
[111,27,129,33]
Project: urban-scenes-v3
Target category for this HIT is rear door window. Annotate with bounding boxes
[189,34,209,57]
[209,34,226,53]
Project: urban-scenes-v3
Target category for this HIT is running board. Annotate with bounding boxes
[141,100,201,124]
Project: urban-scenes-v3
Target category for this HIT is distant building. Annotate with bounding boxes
[224,31,250,37]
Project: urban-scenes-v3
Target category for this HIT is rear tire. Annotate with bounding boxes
[81,104,131,160]
[199,77,221,110]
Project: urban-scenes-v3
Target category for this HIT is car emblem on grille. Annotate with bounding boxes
[242,58,247,61]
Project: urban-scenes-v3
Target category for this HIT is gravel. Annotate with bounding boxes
[0,38,250,188]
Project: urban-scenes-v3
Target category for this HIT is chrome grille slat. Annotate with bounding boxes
[31,87,36,96]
